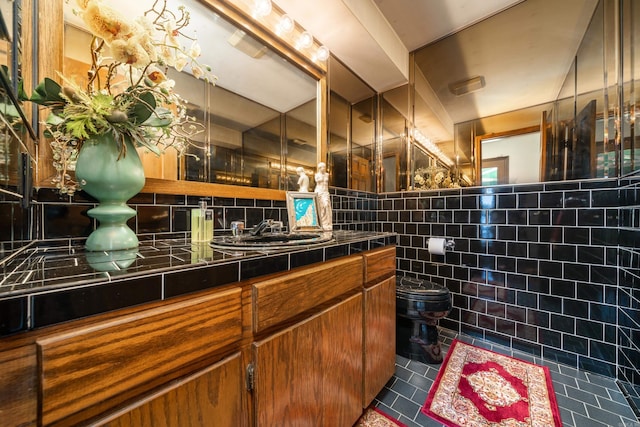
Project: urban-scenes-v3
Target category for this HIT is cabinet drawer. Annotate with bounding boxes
[252,256,362,334]
[37,287,242,426]
[363,246,396,286]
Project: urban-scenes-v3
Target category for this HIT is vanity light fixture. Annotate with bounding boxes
[413,129,454,166]
[228,29,268,58]
[227,0,327,72]
[252,0,272,18]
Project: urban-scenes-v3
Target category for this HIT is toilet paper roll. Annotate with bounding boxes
[428,238,447,255]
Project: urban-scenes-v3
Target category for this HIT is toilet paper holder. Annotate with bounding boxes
[427,237,456,252]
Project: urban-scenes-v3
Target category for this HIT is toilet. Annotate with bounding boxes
[396,276,452,364]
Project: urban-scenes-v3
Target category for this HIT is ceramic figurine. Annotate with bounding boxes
[314,162,333,231]
[296,167,309,192]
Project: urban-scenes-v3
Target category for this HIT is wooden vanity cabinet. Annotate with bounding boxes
[0,245,396,427]
[250,247,396,426]
[0,344,38,426]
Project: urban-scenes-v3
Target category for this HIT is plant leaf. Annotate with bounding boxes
[17,80,28,101]
[142,106,173,127]
[128,91,156,124]
[130,132,162,155]
[27,78,66,106]
[45,112,64,126]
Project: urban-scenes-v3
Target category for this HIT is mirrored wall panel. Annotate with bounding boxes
[63,0,318,190]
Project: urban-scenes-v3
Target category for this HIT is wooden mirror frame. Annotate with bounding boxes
[33,0,327,201]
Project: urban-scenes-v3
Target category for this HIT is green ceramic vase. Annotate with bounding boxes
[75,133,145,252]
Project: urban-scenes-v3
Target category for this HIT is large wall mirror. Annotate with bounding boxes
[411,0,639,188]
[328,56,376,191]
[370,0,632,192]
[37,0,323,197]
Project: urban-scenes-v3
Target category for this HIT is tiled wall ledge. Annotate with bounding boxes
[0,232,396,337]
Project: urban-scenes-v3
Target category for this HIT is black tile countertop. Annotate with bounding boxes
[0,231,397,336]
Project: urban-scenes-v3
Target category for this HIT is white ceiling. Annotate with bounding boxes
[275,0,599,142]
[372,0,524,52]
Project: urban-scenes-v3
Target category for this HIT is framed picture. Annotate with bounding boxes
[286,191,322,232]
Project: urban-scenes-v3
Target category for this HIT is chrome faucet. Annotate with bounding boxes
[249,219,274,236]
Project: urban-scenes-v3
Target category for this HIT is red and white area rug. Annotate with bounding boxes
[422,339,562,427]
[354,406,407,427]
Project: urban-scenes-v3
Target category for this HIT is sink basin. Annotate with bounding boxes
[210,232,334,250]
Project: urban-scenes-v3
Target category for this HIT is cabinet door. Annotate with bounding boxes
[97,353,244,427]
[253,293,363,427]
[363,276,396,407]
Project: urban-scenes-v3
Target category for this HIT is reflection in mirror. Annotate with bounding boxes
[479,129,541,185]
[0,0,36,254]
[0,0,35,201]
[351,97,375,191]
[381,87,408,192]
[622,0,640,175]
[458,103,549,186]
[328,56,375,190]
[328,91,348,188]
[407,72,465,190]
[547,0,612,181]
[412,145,455,190]
[453,0,638,186]
[63,0,318,191]
[0,0,17,191]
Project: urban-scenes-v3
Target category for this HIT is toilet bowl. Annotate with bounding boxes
[396,276,452,364]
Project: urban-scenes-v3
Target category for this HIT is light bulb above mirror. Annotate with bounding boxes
[315,45,330,61]
[252,0,272,18]
[276,14,294,35]
[296,31,313,50]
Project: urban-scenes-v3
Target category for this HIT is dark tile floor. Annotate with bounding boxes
[372,330,640,427]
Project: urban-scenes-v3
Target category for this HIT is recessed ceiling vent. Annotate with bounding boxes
[448,76,486,96]
[228,29,267,59]
[358,114,372,123]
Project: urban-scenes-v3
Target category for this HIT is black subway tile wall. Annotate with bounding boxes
[382,179,638,388]
[331,188,379,231]
[618,175,640,413]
